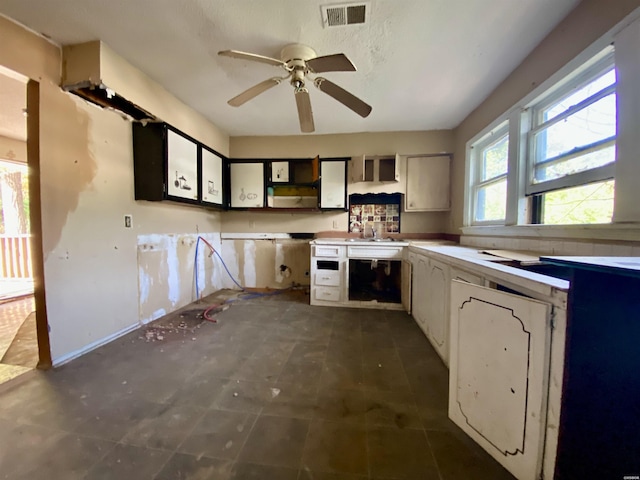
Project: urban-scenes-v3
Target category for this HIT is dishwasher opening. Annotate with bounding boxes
[349,259,402,303]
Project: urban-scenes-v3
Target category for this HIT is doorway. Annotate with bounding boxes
[0,67,47,383]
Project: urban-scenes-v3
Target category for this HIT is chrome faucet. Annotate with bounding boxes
[371,225,378,239]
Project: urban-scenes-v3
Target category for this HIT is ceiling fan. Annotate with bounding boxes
[218,44,372,133]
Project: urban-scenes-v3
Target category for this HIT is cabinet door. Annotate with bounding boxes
[411,255,429,332]
[401,259,412,314]
[230,162,264,208]
[167,129,199,201]
[350,155,365,182]
[451,267,484,286]
[424,258,450,365]
[201,147,223,206]
[320,160,346,209]
[449,280,551,480]
[405,155,450,211]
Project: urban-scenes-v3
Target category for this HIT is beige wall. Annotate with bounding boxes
[228,130,453,234]
[0,136,26,162]
[450,0,640,234]
[0,15,228,365]
[218,238,311,289]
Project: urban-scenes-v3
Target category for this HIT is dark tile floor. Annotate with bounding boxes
[0,290,515,479]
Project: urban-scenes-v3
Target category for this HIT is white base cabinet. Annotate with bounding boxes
[411,253,473,367]
[410,253,429,332]
[449,280,552,480]
[310,240,409,310]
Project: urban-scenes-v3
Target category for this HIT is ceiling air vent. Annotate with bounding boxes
[321,3,369,27]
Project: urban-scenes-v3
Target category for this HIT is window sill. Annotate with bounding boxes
[460,223,640,242]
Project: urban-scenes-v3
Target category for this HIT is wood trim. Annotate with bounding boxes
[27,79,51,369]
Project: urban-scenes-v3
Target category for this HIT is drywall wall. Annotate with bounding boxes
[63,41,229,156]
[228,130,453,234]
[0,15,228,365]
[217,238,311,289]
[450,0,640,233]
[138,232,223,324]
[41,93,224,364]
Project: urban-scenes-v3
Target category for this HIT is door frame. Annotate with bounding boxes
[26,79,51,368]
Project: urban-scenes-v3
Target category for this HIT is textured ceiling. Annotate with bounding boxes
[0,0,581,136]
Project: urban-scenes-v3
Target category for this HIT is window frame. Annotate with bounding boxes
[464,46,618,228]
[524,51,617,197]
[468,121,510,226]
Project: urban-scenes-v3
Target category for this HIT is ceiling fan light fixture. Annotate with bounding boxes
[219,43,371,132]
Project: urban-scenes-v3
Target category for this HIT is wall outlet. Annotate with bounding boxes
[124,215,132,228]
[332,220,338,229]
[249,220,255,228]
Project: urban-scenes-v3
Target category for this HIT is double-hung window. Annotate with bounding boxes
[469,122,509,224]
[466,47,617,227]
[526,50,616,224]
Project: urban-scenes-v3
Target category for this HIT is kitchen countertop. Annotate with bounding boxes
[417,245,570,295]
[409,244,512,262]
[311,239,570,294]
[311,238,410,246]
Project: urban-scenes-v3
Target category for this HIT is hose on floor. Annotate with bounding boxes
[194,236,293,322]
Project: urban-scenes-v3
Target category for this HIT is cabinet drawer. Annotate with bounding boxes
[313,245,345,258]
[313,286,341,302]
[347,245,404,259]
[314,270,341,287]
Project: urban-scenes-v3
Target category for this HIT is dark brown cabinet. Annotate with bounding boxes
[132,123,347,212]
[132,122,225,208]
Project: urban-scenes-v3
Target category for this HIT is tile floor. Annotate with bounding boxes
[0,290,515,479]
[0,295,36,383]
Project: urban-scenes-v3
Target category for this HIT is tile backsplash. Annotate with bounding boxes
[349,203,400,234]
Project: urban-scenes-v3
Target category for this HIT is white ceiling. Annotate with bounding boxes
[0,0,581,137]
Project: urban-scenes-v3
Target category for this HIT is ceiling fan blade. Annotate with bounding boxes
[218,49,286,68]
[314,78,372,118]
[227,77,283,107]
[306,53,356,73]
[294,88,315,133]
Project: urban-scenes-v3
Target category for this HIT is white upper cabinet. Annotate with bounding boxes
[351,154,400,182]
[200,147,223,206]
[405,155,450,211]
[320,160,347,209]
[230,162,264,208]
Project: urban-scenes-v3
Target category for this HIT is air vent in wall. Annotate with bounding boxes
[321,2,369,27]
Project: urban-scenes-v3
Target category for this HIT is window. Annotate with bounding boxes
[527,52,616,224]
[466,47,616,227]
[469,123,509,224]
[536,180,614,225]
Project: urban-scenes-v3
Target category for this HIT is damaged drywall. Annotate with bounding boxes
[137,232,222,324]
[219,237,311,289]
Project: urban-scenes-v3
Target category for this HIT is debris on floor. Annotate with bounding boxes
[139,304,230,343]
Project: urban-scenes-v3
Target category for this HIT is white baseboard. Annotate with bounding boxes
[52,322,141,367]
